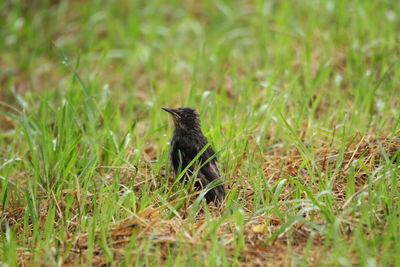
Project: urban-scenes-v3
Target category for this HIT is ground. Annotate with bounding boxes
[1,0,400,266]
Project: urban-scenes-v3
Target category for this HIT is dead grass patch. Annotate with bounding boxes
[8,135,400,266]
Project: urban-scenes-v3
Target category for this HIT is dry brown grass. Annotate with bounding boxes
[9,135,399,266]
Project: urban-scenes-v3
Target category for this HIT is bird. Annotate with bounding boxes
[162,107,225,204]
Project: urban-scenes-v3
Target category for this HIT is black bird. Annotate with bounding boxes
[162,107,225,204]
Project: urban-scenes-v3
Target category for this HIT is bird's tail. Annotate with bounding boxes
[197,177,225,204]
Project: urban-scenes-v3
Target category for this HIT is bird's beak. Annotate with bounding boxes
[162,107,180,118]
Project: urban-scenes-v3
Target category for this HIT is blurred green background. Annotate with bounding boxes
[1,0,399,265]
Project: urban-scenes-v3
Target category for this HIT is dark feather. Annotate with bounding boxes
[164,107,225,204]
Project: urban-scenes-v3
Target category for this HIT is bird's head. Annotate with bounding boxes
[162,107,201,131]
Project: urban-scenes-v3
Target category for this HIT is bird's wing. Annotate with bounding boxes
[171,135,225,203]
[197,145,220,180]
[171,135,217,175]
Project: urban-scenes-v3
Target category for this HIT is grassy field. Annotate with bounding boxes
[1,0,400,266]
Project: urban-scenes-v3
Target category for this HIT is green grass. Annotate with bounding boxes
[1,0,399,265]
